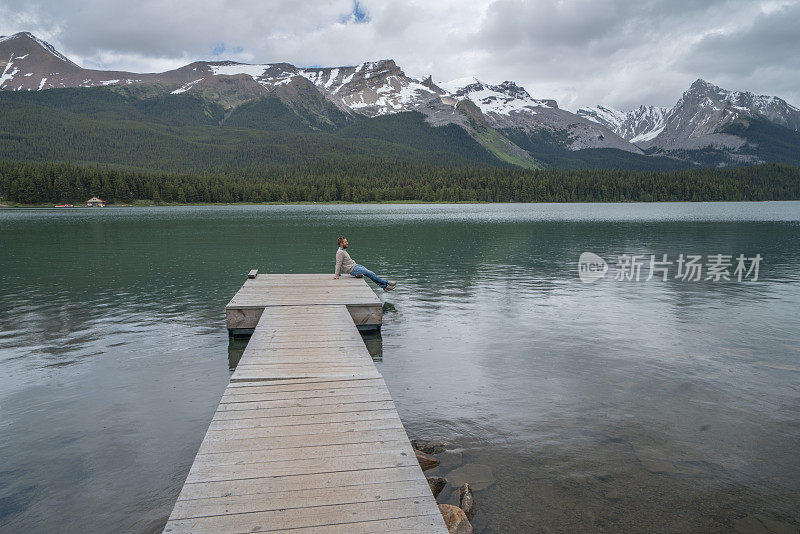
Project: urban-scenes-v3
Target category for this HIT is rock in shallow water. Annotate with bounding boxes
[427,475,447,498]
[412,438,449,454]
[446,463,495,491]
[459,482,476,520]
[438,503,474,534]
[415,449,440,471]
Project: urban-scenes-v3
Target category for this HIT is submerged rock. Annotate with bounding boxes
[446,463,495,491]
[427,475,447,498]
[459,483,476,520]
[438,504,474,534]
[438,449,463,471]
[415,449,440,471]
[412,438,449,454]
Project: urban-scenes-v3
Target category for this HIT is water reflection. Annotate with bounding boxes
[362,333,383,362]
[227,337,248,371]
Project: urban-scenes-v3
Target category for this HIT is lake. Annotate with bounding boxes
[1,203,799,533]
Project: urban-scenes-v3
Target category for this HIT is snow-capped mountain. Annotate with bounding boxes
[180,59,444,117]
[579,79,800,162]
[645,79,800,152]
[577,105,667,144]
[436,78,641,153]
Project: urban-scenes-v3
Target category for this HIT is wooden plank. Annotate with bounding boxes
[229,365,377,375]
[225,377,384,390]
[169,478,433,519]
[229,371,382,383]
[215,393,395,412]
[230,294,376,301]
[238,346,369,355]
[164,496,439,533]
[176,465,427,500]
[202,418,406,441]
[245,339,367,352]
[234,361,376,369]
[222,378,385,394]
[193,440,412,466]
[249,327,363,335]
[247,331,364,341]
[186,451,416,483]
[211,401,397,421]
[197,428,412,455]
[241,515,446,534]
[235,356,375,365]
[207,409,401,431]
[220,385,389,403]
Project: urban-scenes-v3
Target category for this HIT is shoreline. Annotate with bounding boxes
[0,199,791,208]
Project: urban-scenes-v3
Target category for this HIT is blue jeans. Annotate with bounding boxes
[351,264,388,288]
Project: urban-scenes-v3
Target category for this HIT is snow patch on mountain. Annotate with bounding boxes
[438,77,556,116]
[209,62,269,78]
[578,104,668,145]
[171,78,203,94]
[575,104,626,131]
[0,57,20,87]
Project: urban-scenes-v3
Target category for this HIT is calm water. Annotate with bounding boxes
[1,203,799,533]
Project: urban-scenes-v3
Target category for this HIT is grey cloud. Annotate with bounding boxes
[469,0,782,110]
[676,2,800,103]
[1,0,798,111]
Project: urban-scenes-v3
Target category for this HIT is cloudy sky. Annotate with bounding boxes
[1,0,798,111]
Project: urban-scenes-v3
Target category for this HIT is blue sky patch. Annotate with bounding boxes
[340,0,370,24]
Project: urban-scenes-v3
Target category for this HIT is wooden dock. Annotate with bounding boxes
[225,273,383,336]
[163,274,448,533]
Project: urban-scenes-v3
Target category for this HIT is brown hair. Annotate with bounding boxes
[337,236,346,246]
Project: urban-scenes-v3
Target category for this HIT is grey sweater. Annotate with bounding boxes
[334,247,357,276]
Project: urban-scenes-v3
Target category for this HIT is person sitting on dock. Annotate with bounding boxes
[333,236,397,291]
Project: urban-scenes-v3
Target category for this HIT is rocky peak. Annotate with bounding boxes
[420,75,445,94]
[672,79,800,132]
[361,59,400,74]
[0,32,76,66]
[688,78,717,93]
[496,80,531,100]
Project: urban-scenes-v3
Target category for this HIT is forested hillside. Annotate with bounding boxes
[0,86,686,172]
[2,160,798,204]
[0,87,504,171]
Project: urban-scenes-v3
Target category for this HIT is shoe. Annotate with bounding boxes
[384,281,397,291]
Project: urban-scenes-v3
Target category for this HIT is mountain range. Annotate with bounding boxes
[578,80,800,166]
[2,31,799,171]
